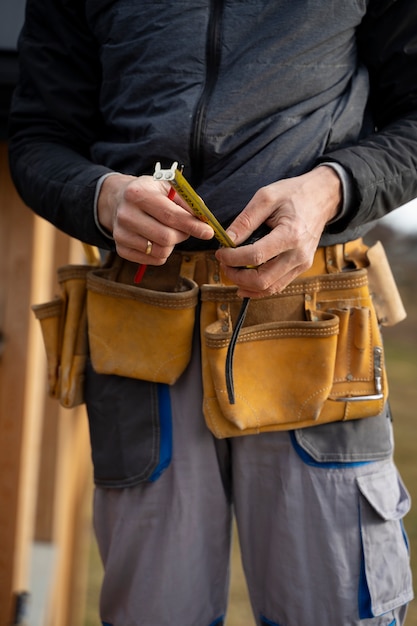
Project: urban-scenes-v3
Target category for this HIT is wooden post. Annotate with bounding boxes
[0,142,94,626]
[0,140,39,624]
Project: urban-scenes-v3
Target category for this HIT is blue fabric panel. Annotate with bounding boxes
[102,622,113,626]
[208,617,224,626]
[260,615,282,626]
[401,520,410,552]
[290,431,372,469]
[358,548,374,619]
[148,383,173,482]
[358,494,374,620]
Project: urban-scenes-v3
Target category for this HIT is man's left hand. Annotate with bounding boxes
[215,166,342,298]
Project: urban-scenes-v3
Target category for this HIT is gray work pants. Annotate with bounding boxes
[93,339,413,626]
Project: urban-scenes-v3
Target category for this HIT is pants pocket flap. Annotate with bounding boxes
[357,467,411,520]
[357,466,413,618]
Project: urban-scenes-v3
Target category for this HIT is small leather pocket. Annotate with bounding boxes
[200,269,388,438]
[204,309,339,430]
[32,264,90,408]
[87,258,198,384]
[32,298,65,400]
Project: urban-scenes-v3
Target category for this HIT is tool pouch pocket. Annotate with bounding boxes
[200,268,388,438]
[32,265,90,408]
[86,255,199,384]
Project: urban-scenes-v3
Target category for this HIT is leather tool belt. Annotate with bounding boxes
[32,238,406,437]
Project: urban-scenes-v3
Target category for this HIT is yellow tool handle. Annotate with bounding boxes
[153,162,236,248]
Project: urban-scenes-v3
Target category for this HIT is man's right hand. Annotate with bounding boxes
[97,173,214,264]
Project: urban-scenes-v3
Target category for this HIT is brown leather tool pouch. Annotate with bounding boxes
[200,240,399,438]
[32,251,202,405]
[86,254,199,384]
[32,265,90,408]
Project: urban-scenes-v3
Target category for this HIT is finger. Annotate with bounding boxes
[216,231,280,269]
[234,266,304,298]
[124,181,214,241]
[219,250,310,297]
[115,238,170,265]
[225,186,278,245]
[114,201,213,258]
[219,264,274,296]
[113,206,177,253]
[161,199,215,240]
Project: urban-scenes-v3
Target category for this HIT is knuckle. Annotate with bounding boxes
[157,229,176,248]
[254,272,271,292]
[124,182,143,204]
[159,204,174,224]
[286,227,304,248]
[296,247,315,272]
[298,258,312,274]
[251,247,265,267]
[295,247,308,264]
[114,243,134,262]
[238,212,254,231]
[112,221,121,239]
[254,185,273,206]
[113,210,129,231]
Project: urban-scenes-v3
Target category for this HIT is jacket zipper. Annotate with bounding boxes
[190,0,224,186]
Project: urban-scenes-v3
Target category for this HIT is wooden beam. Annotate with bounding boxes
[34,231,72,543]
[0,141,38,624]
[0,146,95,625]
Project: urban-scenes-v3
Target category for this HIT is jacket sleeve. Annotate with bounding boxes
[322,0,417,233]
[8,0,115,248]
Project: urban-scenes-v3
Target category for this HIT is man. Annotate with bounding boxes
[8,1,416,624]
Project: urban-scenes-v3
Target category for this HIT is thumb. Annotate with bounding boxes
[226,212,270,246]
[225,211,260,246]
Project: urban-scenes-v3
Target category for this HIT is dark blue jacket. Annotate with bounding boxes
[8,0,417,249]
[7,0,417,487]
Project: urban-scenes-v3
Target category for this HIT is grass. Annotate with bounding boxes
[84,312,417,626]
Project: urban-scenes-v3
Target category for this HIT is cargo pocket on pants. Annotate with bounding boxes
[84,360,172,487]
[357,466,413,618]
